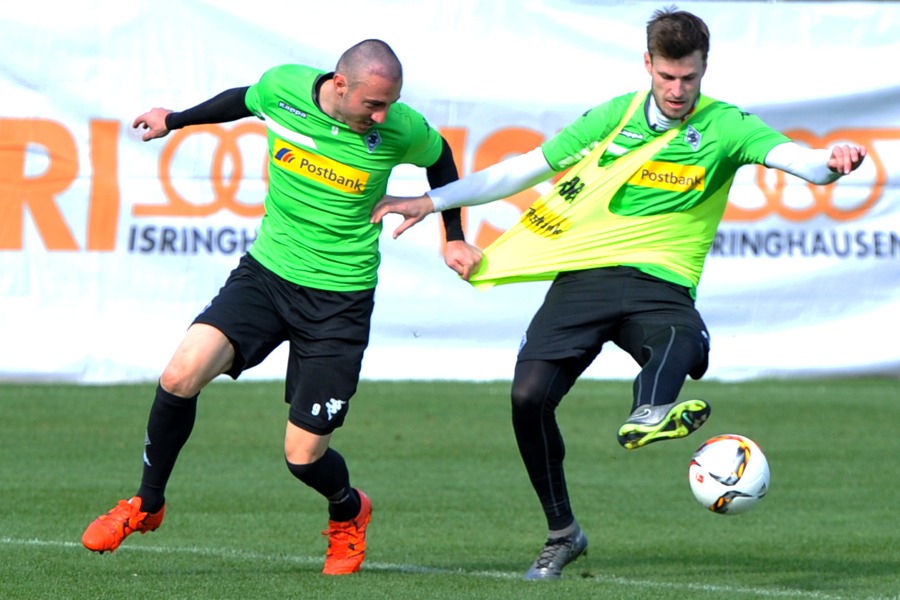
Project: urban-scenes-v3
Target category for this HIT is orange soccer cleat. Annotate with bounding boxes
[322,489,372,575]
[81,496,166,553]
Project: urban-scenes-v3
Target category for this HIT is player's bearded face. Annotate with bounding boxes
[645,50,706,121]
[338,75,401,133]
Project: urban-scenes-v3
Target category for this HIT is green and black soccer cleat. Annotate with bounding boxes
[617,399,711,450]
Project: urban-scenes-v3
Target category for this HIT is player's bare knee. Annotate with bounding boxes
[159,362,203,398]
[284,445,325,465]
[284,421,330,465]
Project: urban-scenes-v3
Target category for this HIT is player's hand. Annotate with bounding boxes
[828,144,867,175]
[443,240,483,281]
[132,107,173,142]
[371,195,434,238]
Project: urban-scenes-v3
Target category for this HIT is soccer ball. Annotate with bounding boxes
[688,434,770,515]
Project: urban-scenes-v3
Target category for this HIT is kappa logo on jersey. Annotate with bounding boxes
[273,138,369,193]
[365,129,382,153]
[619,129,644,140]
[628,160,706,192]
[277,101,307,119]
[684,125,701,151]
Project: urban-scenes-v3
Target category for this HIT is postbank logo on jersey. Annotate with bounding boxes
[628,161,705,192]
[272,138,369,194]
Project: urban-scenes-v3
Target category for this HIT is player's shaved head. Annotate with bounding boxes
[336,39,403,87]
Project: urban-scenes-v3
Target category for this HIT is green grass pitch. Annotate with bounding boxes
[1,377,898,599]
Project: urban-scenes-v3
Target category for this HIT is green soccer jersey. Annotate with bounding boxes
[540,92,790,291]
[243,64,443,291]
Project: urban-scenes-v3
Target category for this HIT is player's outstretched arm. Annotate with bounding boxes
[765,141,867,184]
[132,87,253,143]
[371,195,435,238]
[373,147,555,238]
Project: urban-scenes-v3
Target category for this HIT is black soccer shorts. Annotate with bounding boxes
[194,252,375,435]
[518,265,709,375]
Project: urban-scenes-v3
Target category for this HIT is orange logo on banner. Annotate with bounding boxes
[725,128,891,222]
[133,122,267,218]
[0,118,891,252]
[0,118,120,250]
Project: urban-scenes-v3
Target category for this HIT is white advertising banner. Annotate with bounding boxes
[1,1,898,382]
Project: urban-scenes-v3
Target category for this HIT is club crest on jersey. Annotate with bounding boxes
[685,125,701,151]
[365,129,382,153]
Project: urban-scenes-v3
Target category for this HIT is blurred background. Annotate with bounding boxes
[2,0,898,383]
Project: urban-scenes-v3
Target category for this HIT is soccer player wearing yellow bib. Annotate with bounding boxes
[81,40,481,575]
[372,8,866,580]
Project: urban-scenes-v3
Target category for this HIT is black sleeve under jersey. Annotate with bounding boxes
[426,137,465,242]
[164,86,253,130]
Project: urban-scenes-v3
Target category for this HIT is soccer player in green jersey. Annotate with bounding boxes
[371,8,866,580]
[81,39,482,575]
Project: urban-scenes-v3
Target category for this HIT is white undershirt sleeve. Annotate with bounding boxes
[428,147,555,212]
[764,142,841,185]
[429,141,841,212]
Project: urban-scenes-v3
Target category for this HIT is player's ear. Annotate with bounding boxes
[333,73,348,97]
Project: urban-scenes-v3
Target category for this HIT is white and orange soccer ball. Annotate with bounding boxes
[689,434,770,515]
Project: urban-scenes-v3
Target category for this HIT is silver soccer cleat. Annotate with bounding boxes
[523,525,588,580]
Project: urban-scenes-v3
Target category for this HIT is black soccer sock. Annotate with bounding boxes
[286,448,360,522]
[136,383,198,514]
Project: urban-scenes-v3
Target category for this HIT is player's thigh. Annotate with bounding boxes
[193,254,288,378]
[615,278,710,370]
[518,272,618,362]
[284,287,374,436]
[161,323,236,396]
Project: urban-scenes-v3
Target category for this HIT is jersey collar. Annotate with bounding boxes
[644,93,698,132]
[312,72,335,112]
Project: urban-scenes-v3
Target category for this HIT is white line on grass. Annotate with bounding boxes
[2,537,895,600]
